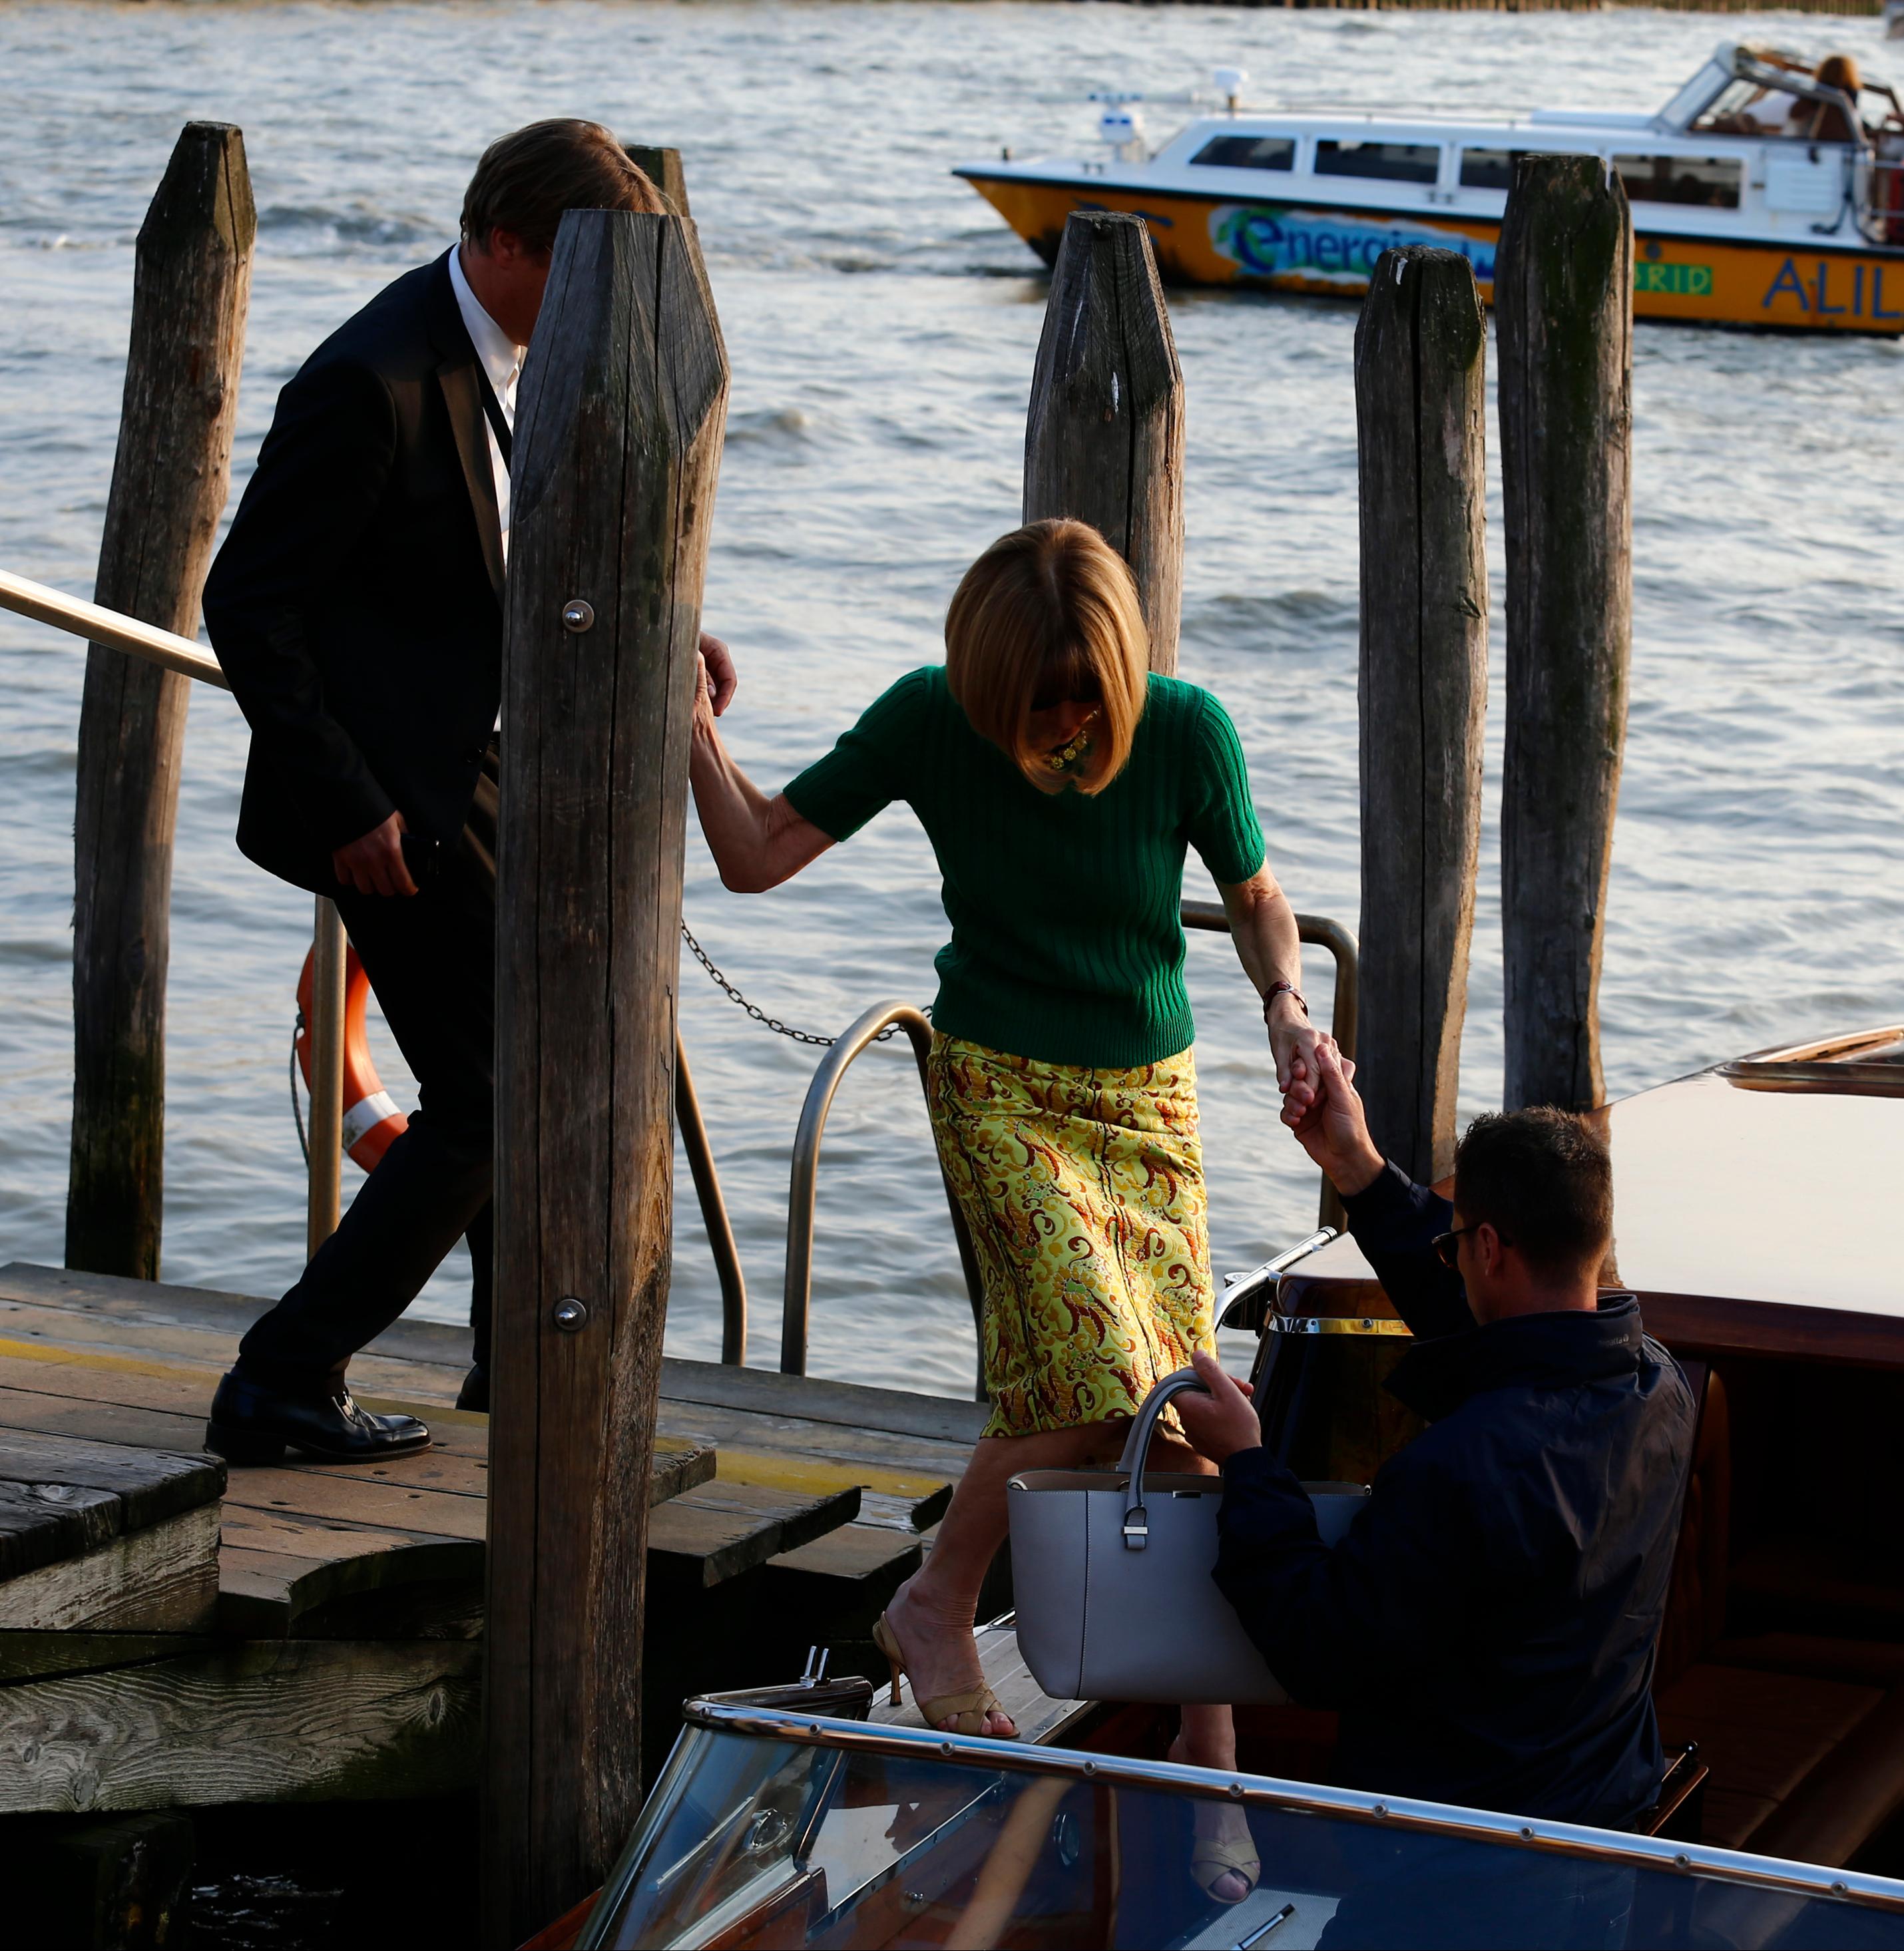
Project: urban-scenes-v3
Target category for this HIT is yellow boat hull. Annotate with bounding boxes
[961,172,1904,335]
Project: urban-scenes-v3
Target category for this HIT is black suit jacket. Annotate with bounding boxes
[1213,1163,1694,1831]
[204,251,504,895]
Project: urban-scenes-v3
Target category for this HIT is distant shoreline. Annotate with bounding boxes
[1107,0,1884,15]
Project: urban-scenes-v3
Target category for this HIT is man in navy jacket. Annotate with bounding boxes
[1179,1044,1695,1833]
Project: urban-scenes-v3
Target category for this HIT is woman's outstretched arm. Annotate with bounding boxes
[1216,863,1331,1114]
[690,638,834,892]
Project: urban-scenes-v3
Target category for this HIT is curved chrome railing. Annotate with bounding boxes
[1178,901,1358,1232]
[778,1000,986,1391]
[2,564,751,1332]
[780,913,1361,1381]
[677,1698,1904,1916]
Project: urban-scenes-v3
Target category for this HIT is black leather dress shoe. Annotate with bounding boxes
[455,1364,489,1413]
[205,1370,431,1464]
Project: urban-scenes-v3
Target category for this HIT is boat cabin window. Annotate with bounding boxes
[1314,138,1441,186]
[1190,133,1296,172]
[1612,153,1743,209]
[1458,148,1525,191]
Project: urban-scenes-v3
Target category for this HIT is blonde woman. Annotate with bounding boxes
[690,521,1325,1906]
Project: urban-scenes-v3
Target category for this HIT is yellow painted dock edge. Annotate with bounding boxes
[964,174,1904,334]
[0,1333,947,1504]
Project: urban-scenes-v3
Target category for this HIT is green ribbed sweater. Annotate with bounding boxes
[783,668,1265,1068]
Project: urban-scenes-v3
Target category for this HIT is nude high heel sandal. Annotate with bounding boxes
[1190,1833,1262,1906]
[871,1612,1017,1739]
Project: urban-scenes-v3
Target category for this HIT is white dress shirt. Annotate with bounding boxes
[447,245,525,561]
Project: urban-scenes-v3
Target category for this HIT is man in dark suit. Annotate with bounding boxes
[1180,1043,1693,1856]
[202,121,736,1462]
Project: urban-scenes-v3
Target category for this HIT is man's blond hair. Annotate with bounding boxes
[943,520,1149,795]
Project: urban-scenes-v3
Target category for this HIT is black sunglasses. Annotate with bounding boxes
[1431,1224,1513,1270]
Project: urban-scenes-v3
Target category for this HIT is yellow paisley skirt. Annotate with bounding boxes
[926,1033,1215,1438]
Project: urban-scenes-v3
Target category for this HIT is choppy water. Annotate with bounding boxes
[3,2,1901,1400]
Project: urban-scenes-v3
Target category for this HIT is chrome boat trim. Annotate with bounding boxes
[1218,1228,1338,1331]
[678,1700,1904,1914]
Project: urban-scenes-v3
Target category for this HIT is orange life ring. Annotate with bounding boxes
[295,945,409,1171]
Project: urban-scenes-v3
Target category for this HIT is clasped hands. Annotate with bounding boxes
[1176,1028,1386,1466]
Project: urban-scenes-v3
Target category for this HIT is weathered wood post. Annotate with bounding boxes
[625,143,690,218]
[483,208,727,1948]
[67,122,254,1279]
[1497,156,1634,1112]
[1353,246,1489,1185]
[1024,210,1185,673]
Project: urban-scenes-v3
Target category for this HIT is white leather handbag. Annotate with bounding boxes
[1007,1367,1369,1705]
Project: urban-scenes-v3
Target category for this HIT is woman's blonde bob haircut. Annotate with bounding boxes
[943,519,1150,795]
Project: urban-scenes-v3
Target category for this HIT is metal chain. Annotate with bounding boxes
[679,921,918,1045]
[288,930,914,1158]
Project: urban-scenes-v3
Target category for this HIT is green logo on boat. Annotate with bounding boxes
[1635,262,1714,296]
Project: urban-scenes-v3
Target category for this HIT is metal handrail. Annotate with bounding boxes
[782,909,1361,1384]
[1182,900,1359,1231]
[672,1700,1904,1916]
[0,566,230,689]
[3,561,751,1325]
[1180,901,1359,1061]
[779,1000,986,1395]
[0,564,350,1251]
[675,1033,748,1366]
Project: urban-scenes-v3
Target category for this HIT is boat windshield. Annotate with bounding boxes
[1676,43,1904,146]
[580,1706,1904,1950]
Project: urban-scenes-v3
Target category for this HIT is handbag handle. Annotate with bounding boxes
[1114,1367,1209,1552]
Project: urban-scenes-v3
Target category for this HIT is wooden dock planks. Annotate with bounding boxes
[0,1428,224,1633]
[0,1636,483,1814]
[0,1262,965,1624]
[0,1261,1078,1815]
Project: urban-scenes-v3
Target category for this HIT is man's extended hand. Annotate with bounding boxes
[1175,1349,1262,1465]
[332,809,417,897]
[1284,1042,1385,1197]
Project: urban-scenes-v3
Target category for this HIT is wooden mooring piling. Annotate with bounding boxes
[486,205,729,1948]
[1352,245,1488,1187]
[1498,154,1635,1116]
[67,122,254,1283]
[1025,210,1185,674]
[0,116,1646,1950]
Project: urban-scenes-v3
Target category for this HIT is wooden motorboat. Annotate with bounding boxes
[560,1026,1904,1946]
[957,45,1904,334]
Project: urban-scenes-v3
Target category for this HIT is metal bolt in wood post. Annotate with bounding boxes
[304,898,347,1257]
[483,208,728,1948]
[1024,210,1185,673]
[67,122,254,1279]
[1497,155,1634,1113]
[1353,246,1489,1186]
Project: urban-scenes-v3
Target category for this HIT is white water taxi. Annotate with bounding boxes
[957,43,1904,334]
